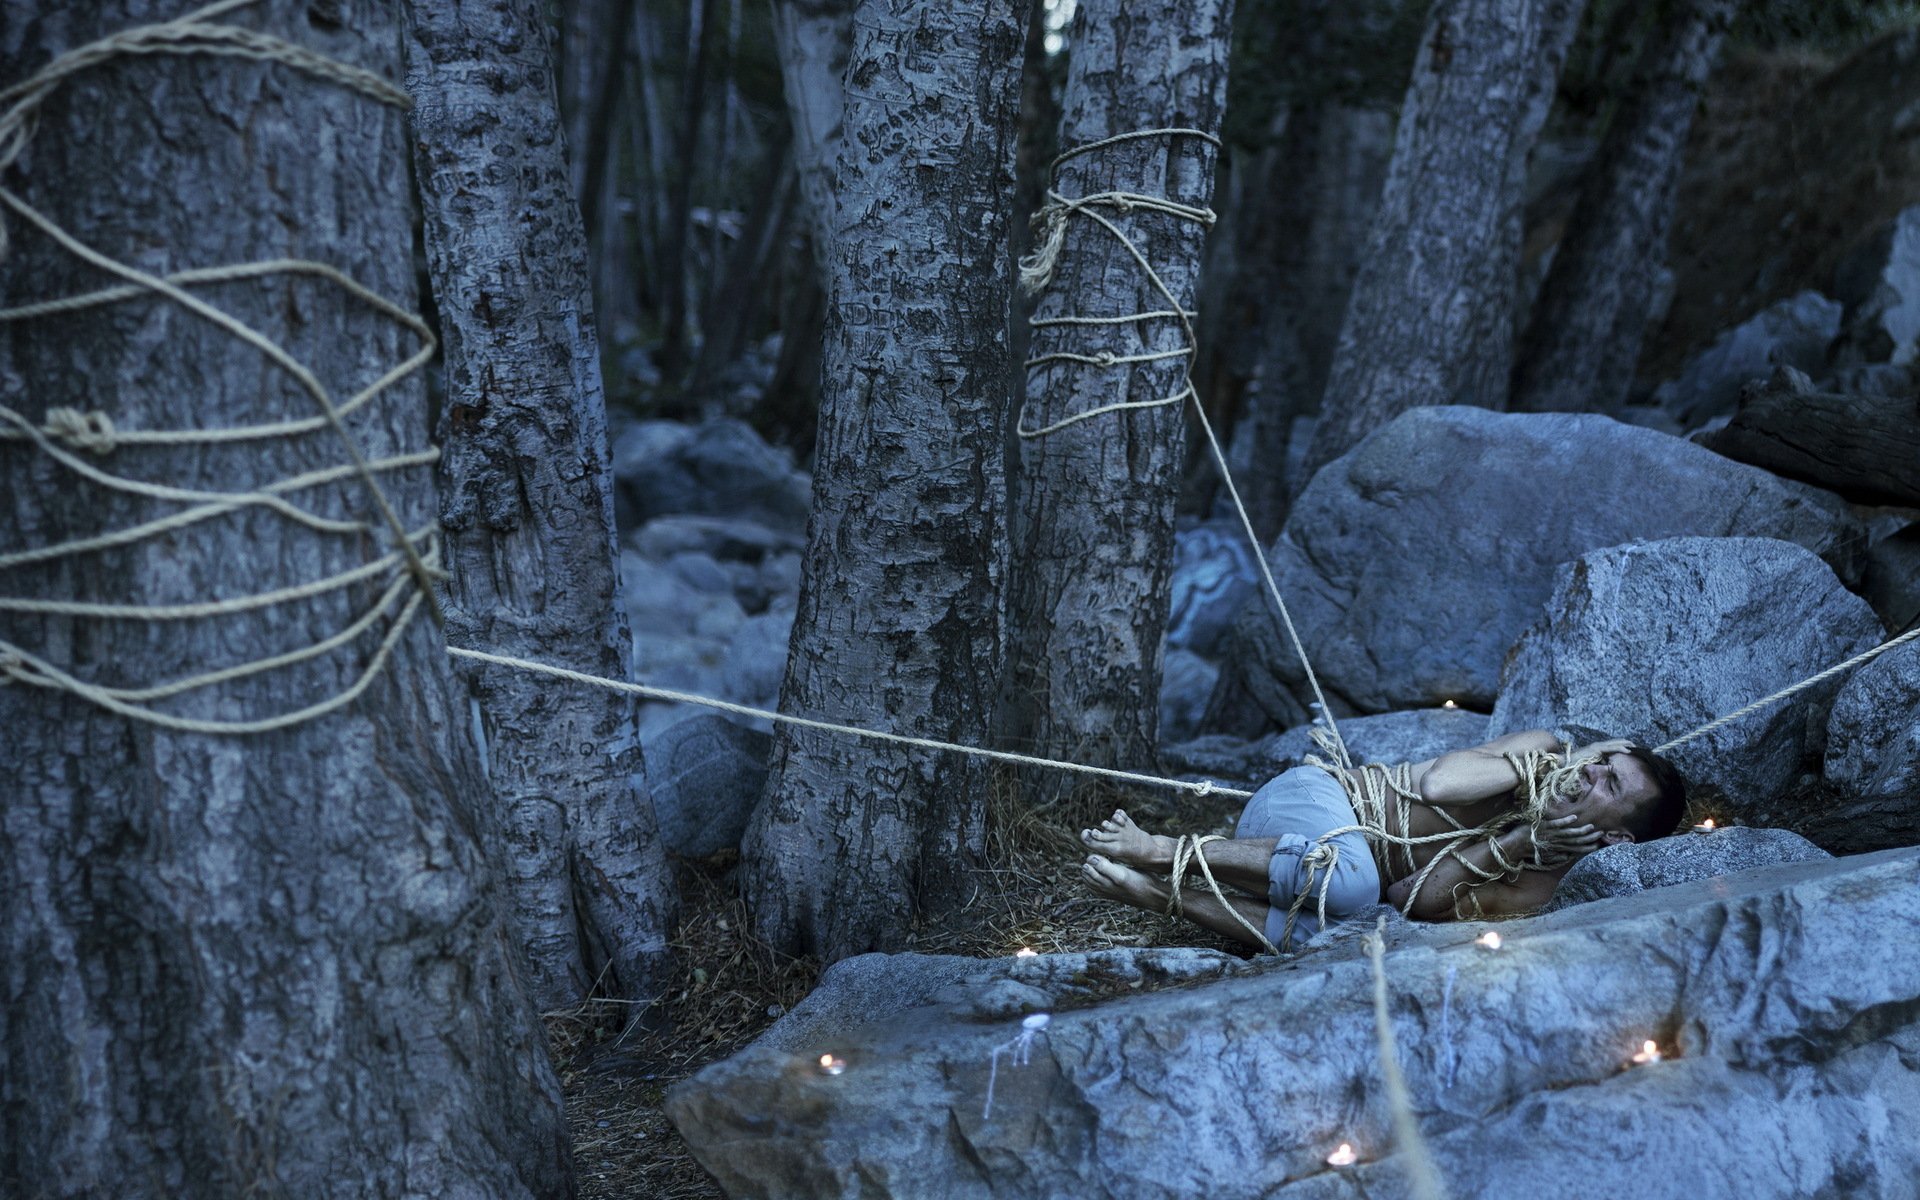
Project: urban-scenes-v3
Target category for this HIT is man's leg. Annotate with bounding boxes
[1080,809,1278,895]
[1081,854,1274,951]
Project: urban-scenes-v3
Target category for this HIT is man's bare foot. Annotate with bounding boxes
[1081,853,1168,913]
[1079,808,1175,869]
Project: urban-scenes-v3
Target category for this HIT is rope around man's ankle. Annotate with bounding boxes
[1167,832,1279,956]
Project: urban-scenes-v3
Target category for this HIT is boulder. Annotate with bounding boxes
[1212,409,1863,726]
[1861,522,1920,633]
[717,601,796,719]
[1650,290,1841,426]
[1544,826,1829,911]
[1832,204,1920,366]
[1167,522,1261,655]
[1823,641,1920,853]
[1158,648,1219,744]
[1492,537,1883,823]
[1162,708,1492,795]
[642,712,772,859]
[610,417,812,534]
[667,847,1920,1199]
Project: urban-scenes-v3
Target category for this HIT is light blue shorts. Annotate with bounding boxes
[1235,765,1382,946]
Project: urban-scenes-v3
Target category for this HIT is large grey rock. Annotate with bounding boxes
[1861,522,1920,633]
[1544,826,1829,911]
[716,601,796,720]
[610,417,812,534]
[1167,521,1261,655]
[668,847,1920,1199]
[1651,290,1842,425]
[1824,641,1920,852]
[1493,537,1883,820]
[1215,409,1863,725]
[642,712,772,858]
[1833,204,1920,366]
[1158,648,1219,744]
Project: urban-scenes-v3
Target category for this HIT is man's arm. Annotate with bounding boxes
[1413,728,1562,807]
[1385,826,1560,920]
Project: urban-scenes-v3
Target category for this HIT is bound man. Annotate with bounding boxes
[1080,728,1687,951]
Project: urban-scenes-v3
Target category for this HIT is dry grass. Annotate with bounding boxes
[549,775,1248,1199]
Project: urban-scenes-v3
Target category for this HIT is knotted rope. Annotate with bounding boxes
[1166,832,1279,955]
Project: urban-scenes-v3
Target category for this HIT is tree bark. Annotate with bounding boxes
[1302,0,1586,481]
[1511,0,1736,414]
[741,0,1024,961]
[0,2,572,1195]
[995,0,1233,802]
[1699,367,1920,509]
[402,0,678,1008]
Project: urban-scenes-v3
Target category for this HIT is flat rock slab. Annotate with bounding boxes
[1217,408,1863,723]
[668,847,1920,1199]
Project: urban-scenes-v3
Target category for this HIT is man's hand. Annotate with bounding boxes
[1529,813,1605,860]
[1567,736,1635,763]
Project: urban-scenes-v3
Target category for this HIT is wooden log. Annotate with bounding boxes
[1699,366,1920,508]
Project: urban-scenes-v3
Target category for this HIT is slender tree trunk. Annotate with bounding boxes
[995,0,1233,802]
[0,2,572,1195]
[402,0,678,1009]
[1510,0,1736,413]
[1302,0,1586,481]
[741,0,1025,961]
[771,0,856,285]
[656,0,719,377]
[690,136,798,403]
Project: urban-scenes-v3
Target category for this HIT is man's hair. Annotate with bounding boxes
[1620,744,1687,842]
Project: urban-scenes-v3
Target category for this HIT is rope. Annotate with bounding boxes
[1366,915,1448,1200]
[1165,833,1279,954]
[1016,128,1357,772]
[0,0,443,731]
[448,647,1244,800]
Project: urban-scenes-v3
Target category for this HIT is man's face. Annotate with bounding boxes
[1548,751,1658,841]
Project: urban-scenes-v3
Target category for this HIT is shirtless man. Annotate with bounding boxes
[1079,729,1688,950]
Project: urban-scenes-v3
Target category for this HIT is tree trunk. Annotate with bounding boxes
[656,0,720,377]
[771,0,856,286]
[741,0,1024,961]
[995,0,1233,804]
[1302,0,1586,481]
[0,3,572,1195]
[402,0,678,1008]
[1511,0,1736,414]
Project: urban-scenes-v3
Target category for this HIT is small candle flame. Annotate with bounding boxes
[1694,818,1716,832]
[1442,700,1458,709]
[1630,1040,1661,1065]
[818,1053,846,1076]
[1476,931,1502,949]
[1327,1143,1358,1167]
[1015,947,1038,958]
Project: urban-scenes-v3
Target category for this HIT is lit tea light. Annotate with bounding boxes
[818,1053,847,1076]
[1475,931,1502,950]
[1326,1143,1358,1167]
[1692,818,1716,833]
[1015,947,1038,958]
[1442,700,1457,709]
[1630,1040,1661,1065]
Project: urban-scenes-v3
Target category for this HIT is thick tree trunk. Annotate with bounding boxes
[402,0,677,1008]
[996,0,1233,803]
[0,3,572,1195]
[1699,367,1920,509]
[1511,0,1736,413]
[1302,0,1586,481]
[741,0,1024,961]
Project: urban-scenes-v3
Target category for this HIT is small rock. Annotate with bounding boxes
[1544,826,1830,911]
[1824,641,1920,853]
[642,713,772,859]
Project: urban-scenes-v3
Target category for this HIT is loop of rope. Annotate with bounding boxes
[1166,832,1279,955]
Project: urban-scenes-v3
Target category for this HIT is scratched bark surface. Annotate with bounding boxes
[742,0,1025,961]
[996,0,1232,805]
[1304,0,1585,481]
[0,2,572,1196]
[403,0,676,1009]
[773,0,856,280]
[1512,0,1736,414]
